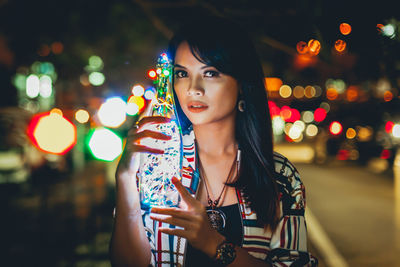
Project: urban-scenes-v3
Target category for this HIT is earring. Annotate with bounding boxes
[238,100,246,112]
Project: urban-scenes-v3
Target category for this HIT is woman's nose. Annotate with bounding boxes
[187,88,203,96]
[187,78,204,96]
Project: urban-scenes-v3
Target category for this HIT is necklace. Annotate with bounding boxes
[197,145,240,232]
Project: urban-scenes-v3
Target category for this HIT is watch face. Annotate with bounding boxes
[216,242,236,265]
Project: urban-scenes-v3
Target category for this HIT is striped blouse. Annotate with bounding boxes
[141,128,318,266]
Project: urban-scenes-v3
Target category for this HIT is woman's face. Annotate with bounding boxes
[173,41,240,126]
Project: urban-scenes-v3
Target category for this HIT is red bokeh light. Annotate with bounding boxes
[337,149,349,160]
[340,23,352,35]
[288,108,301,123]
[381,149,391,159]
[329,121,343,135]
[148,69,157,79]
[385,121,394,133]
[314,108,327,122]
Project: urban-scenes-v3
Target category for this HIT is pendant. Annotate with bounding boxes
[206,209,226,232]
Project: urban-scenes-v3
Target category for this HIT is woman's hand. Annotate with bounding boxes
[150,177,225,258]
[116,116,172,178]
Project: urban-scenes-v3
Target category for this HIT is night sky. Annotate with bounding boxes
[1,0,400,107]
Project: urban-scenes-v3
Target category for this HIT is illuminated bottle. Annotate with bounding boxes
[137,53,182,210]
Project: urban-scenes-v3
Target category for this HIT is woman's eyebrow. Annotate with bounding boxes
[174,63,186,69]
[174,63,214,69]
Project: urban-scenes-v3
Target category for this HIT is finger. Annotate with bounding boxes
[131,144,164,154]
[132,130,172,141]
[150,207,192,220]
[158,227,187,238]
[137,116,172,128]
[171,177,197,206]
[150,214,194,229]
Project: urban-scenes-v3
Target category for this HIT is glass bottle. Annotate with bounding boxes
[137,53,183,210]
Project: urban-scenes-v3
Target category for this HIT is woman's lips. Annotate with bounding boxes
[187,101,208,113]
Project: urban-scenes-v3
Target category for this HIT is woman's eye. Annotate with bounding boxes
[204,70,220,78]
[175,70,187,78]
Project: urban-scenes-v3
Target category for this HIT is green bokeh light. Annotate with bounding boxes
[88,72,105,86]
[88,55,104,71]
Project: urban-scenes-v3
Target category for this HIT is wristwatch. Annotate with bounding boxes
[213,240,237,265]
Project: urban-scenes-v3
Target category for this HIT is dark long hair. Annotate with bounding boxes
[168,16,279,230]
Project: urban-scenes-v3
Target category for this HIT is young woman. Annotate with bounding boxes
[110,16,318,267]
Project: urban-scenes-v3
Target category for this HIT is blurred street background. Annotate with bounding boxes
[1,0,400,266]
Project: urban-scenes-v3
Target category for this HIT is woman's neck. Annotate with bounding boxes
[193,118,237,158]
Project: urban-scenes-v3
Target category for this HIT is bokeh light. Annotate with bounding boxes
[293,120,305,132]
[89,55,104,70]
[80,74,90,86]
[393,124,400,138]
[382,24,396,38]
[357,126,373,142]
[284,123,292,135]
[28,112,76,155]
[314,108,327,122]
[335,39,347,52]
[381,149,391,159]
[320,102,330,112]
[126,103,140,116]
[296,41,308,54]
[288,124,303,140]
[279,85,292,98]
[148,69,157,79]
[50,108,63,116]
[326,88,338,100]
[89,72,105,86]
[337,149,349,160]
[330,121,343,135]
[265,77,283,92]
[314,85,323,97]
[127,95,145,115]
[97,97,127,128]
[280,106,292,121]
[307,39,321,55]
[75,109,90,123]
[293,86,305,98]
[13,73,26,90]
[346,128,357,139]
[39,75,52,98]
[88,128,123,161]
[304,85,316,98]
[38,44,50,57]
[339,23,352,35]
[288,108,301,123]
[383,91,393,102]
[305,124,318,137]
[144,87,156,101]
[272,116,285,135]
[349,150,359,160]
[26,74,40,98]
[302,111,314,123]
[51,42,64,54]
[377,24,384,33]
[346,86,358,102]
[268,101,280,118]
[385,121,394,133]
[132,84,145,96]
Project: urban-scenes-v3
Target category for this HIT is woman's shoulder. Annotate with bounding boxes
[272,151,306,213]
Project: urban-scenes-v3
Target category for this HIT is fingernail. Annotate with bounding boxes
[171,177,178,183]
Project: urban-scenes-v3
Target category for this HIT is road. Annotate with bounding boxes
[297,161,400,267]
[3,156,398,266]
